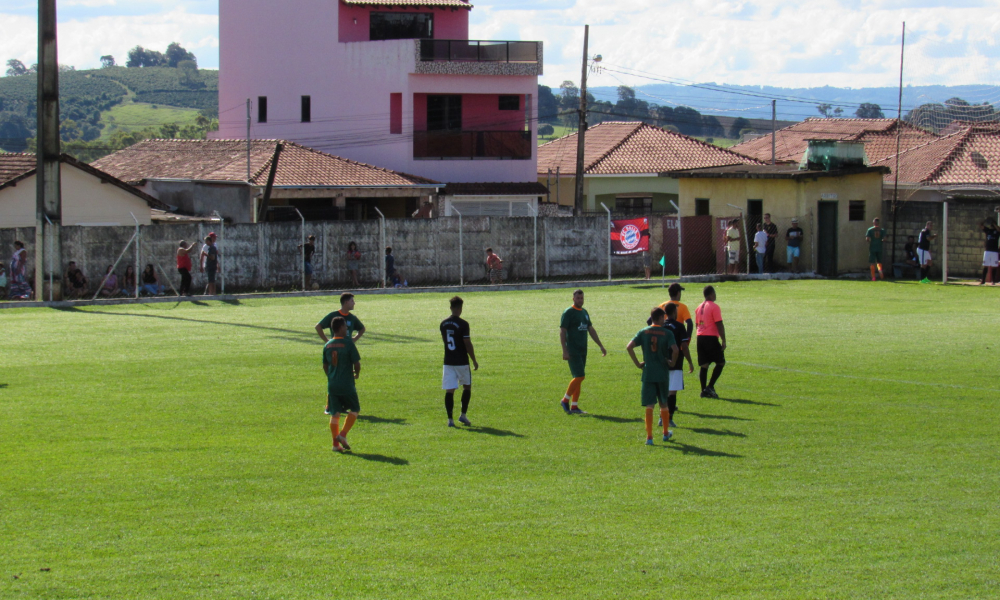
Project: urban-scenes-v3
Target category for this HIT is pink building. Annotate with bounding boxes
[216,0,545,214]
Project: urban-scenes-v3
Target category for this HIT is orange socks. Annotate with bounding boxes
[564,377,585,408]
[645,407,654,439]
[330,416,340,446]
[660,408,671,435]
[342,413,357,437]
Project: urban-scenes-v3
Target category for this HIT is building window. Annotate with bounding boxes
[427,95,462,131]
[849,201,865,221]
[615,196,652,215]
[695,198,710,216]
[301,96,311,123]
[257,96,267,123]
[370,12,433,40]
[499,95,520,111]
[390,93,402,134]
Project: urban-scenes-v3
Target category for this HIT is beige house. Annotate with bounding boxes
[0,153,167,226]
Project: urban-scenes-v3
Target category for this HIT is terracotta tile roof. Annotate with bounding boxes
[873,125,1000,186]
[442,182,550,196]
[93,139,440,188]
[731,118,939,164]
[0,153,38,187]
[537,122,760,176]
[342,0,472,7]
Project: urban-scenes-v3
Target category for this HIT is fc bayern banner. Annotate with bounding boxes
[610,217,650,255]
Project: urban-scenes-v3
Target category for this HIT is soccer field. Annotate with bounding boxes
[2,281,997,599]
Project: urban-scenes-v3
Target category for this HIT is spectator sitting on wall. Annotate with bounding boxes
[753,223,768,275]
[903,236,919,268]
[412,200,434,219]
[99,265,119,298]
[385,247,407,288]
[65,261,88,299]
[485,248,504,284]
[785,218,803,273]
[141,264,165,296]
[122,265,137,297]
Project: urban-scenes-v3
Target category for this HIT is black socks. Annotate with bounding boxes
[444,392,454,419]
[460,388,471,414]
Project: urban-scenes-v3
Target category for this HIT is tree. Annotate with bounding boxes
[100,55,116,68]
[0,111,33,152]
[855,103,885,119]
[833,107,843,117]
[126,46,165,68]
[728,117,752,139]
[58,64,76,73]
[5,59,28,77]
[165,42,197,68]
[538,123,554,137]
[816,103,832,118]
[672,106,704,136]
[537,85,560,123]
[617,85,636,103]
[178,60,200,86]
[702,115,725,138]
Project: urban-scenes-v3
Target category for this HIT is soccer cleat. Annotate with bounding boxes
[569,407,587,415]
[920,278,932,284]
[335,434,351,451]
[560,399,571,414]
[448,419,456,428]
[645,438,654,446]
[333,445,346,453]
[663,432,673,442]
[706,388,720,399]
[700,389,712,398]
[871,276,876,282]
[669,419,677,428]
[458,415,471,426]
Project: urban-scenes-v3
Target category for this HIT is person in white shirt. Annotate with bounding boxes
[725,219,741,275]
[753,223,768,274]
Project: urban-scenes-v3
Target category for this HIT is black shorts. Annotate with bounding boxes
[696,336,724,366]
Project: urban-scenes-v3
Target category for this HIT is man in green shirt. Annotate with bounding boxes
[627,307,679,445]
[316,292,366,342]
[323,317,362,452]
[866,217,887,281]
[559,289,607,415]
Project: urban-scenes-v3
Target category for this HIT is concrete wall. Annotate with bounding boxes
[145,181,253,224]
[0,165,153,227]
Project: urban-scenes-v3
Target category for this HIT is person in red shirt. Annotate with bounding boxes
[176,240,198,296]
[485,248,504,284]
[694,285,727,399]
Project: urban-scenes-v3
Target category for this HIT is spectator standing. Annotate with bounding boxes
[725,219,741,275]
[299,235,316,290]
[980,215,1000,285]
[0,265,6,298]
[917,221,937,283]
[485,248,504,284]
[346,241,361,287]
[122,265,137,297]
[201,235,220,295]
[753,223,768,274]
[642,251,652,280]
[99,265,119,298]
[8,241,31,299]
[412,200,434,218]
[762,213,778,272]
[785,218,803,273]
[866,217,887,281]
[141,264,164,295]
[176,240,198,296]
[65,261,88,299]
[385,246,406,287]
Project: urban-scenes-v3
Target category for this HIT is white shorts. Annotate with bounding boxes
[668,370,684,392]
[917,248,932,265]
[984,251,999,268]
[442,365,472,390]
[727,249,740,264]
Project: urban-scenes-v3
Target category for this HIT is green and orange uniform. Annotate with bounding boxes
[561,305,592,378]
[323,336,361,450]
[319,309,365,339]
[632,325,677,440]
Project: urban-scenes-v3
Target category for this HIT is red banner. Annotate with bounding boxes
[611,217,650,255]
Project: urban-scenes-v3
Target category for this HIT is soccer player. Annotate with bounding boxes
[658,282,694,340]
[323,317,362,452]
[662,303,694,428]
[316,292,366,343]
[981,217,1000,285]
[559,289,607,415]
[626,307,678,445]
[695,285,727,399]
[440,296,479,427]
[866,217,887,281]
[917,221,937,283]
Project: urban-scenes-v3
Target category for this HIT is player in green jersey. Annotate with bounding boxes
[316,292,366,342]
[559,289,607,415]
[323,317,362,452]
[866,217,887,281]
[626,307,679,445]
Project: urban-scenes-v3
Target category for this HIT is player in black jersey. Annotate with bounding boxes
[440,296,479,427]
[980,216,1000,285]
[661,303,694,429]
[917,221,937,283]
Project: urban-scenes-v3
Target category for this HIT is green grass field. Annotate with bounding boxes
[2,281,998,599]
[100,102,202,140]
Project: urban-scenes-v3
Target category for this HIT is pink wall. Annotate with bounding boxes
[412,93,525,131]
[339,4,469,43]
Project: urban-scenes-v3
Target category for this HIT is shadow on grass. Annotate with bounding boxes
[0,383,7,389]
[363,332,432,344]
[343,452,409,466]
[684,411,754,422]
[358,415,408,425]
[685,427,747,438]
[587,413,643,424]
[717,396,781,407]
[660,441,742,458]
[458,426,525,438]
[220,298,241,305]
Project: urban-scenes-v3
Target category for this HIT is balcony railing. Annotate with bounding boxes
[419,40,539,63]
[414,130,532,160]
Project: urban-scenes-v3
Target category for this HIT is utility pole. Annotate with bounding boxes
[36,0,61,300]
[573,25,589,216]
[890,22,906,268]
[771,99,776,165]
[246,99,252,181]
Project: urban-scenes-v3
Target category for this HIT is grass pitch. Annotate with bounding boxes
[1,281,998,599]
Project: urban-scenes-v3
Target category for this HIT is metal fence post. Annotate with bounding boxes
[670,200,682,278]
[942,200,948,283]
[453,206,464,286]
[601,202,612,281]
[131,212,140,299]
[294,207,305,291]
[374,207,386,287]
[529,202,538,283]
[212,211,225,294]
[43,214,53,301]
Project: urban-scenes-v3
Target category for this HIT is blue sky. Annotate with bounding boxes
[2,0,999,89]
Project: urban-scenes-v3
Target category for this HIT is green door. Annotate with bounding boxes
[817,201,838,276]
